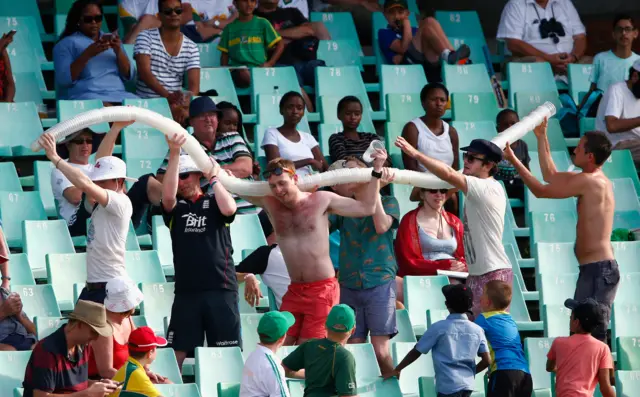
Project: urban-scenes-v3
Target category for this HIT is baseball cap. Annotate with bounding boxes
[633,59,640,73]
[66,300,113,337]
[460,139,503,163]
[189,96,220,119]
[326,304,356,333]
[384,0,408,11]
[442,284,474,313]
[90,156,138,182]
[564,298,605,331]
[129,326,168,352]
[178,154,202,174]
[103,278,144,314]
[257,311,296,343]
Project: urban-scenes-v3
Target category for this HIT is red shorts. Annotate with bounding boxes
[279,277,340,340]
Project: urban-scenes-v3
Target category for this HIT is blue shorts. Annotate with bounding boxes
[340,279,397,339]
[0,333,36,350]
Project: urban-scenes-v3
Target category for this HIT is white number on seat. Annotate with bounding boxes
[449,13,461,23]
[521,65,533,73]
[6,17,18,27]
[329,68,341,77]
[419,278,431,288]
[73,101,85,109]
[464,122,476,130]
[137,130,148,139]
[394,67,406,76]
[22,287,34,297]
[468,94,479,104]
[264,68,276,76]
[322,13,333,22]
[152,284,165,293]
[140,160,151,169]
[457,66,468,75]
[7,193,18,202]
[544,213,556,222]
[327,41,339,51]
[401,94,412,103]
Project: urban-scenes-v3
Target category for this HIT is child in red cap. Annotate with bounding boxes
[109,326,168,397]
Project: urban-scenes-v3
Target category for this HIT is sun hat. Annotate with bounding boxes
[178,154,202,175]
[128,326,168,352]
[90,156,138,182]
[67,300,113,337]
[258,311,296,343]
[326,304,356,333]
[104,278,144,314]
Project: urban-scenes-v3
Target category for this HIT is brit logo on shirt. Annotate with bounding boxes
[182,213,207,233]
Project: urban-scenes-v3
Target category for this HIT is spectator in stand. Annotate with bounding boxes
[218,0,285,88]
[596,60,640,163]
[379,0,470,83]
[236,244,291,309]
[255,0,329,111]
[38,125,137,305]
[0,31,15,102]
[282,305,358,397]
[55,0,137,103]
[121,0,160,44]
[494,109,530,200]
[546,298,615,397]
[181,0,238,43]
[134,0,200,123]
[578,15,639,116]
[0,287,36,351]
[329,96,382,162]
[329,157,399,375]
[497,0,589,76]
[394,186,466,302]
[262,92,328,176]
[240,311,299,397]
[279,0,309,18]
[22,300,118,397]
[162,139,239,370]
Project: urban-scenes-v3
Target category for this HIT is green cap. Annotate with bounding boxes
[325,304,356,333]
[383,0,408,11]
[258,311,295,343]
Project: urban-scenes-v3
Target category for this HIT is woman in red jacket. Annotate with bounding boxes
[394,187,466,303]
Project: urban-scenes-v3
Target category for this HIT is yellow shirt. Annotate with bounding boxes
[108,357,161,397]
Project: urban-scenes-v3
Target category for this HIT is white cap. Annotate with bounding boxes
[178,154,202,174]
[104,277,144,313]
[633,59,640,73]
[90,156,137,182]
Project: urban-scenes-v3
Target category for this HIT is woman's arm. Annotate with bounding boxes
[449,126,460,170]
[310,146,328,171]
[400,123,420,171]
[1,49,15,102]
[91,335,117,378]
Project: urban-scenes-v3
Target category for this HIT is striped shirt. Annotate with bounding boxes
[240,344,290,397]
[134,29,200,98]
[328,132,382,163]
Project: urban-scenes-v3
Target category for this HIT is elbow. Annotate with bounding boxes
[605,120,619,133]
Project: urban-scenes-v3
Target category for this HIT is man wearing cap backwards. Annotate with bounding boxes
[240,149,389,346]
[395,136,512,317]
[23,300,119,397]
[39,130,138,305]
[240,311,301,397]
[161,134,239,370]
[282,304,358,397]
[504,121,618,342]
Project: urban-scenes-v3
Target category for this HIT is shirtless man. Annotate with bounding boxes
[242,150,389,345]
[504,119,618,342]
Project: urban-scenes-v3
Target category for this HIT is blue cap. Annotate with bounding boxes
[189,96,220,118]
[460,139,503,163]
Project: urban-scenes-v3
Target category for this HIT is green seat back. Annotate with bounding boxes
[317,123,339,157]
[315,66,373,111]
[13,72,44,104]
[318,95,374,131]
[131,316,147,327]
[0,16,46,63]
[392,342,434,395]
[568,64,593,104]
[443,64,493,95]
[3,34,46,91]
[122,97,172,129]
[13,284,62,317]
[46,253,87,311]
[343,343,381,383]
[125,251,166,283]
[195,347,244,397]
[542,304,571,337]
[317,40,363,70]
[198,41,222,68]
[152,215,174,275]
[229,214,267,262]
[435,10,484,38]
[310,12,362,56]
[216,383,239,397]
[613,301,640,343]
[34,316,67,340]
[450,121,497,148]
[391,309,417,343]
[140,282,175,337]
[0,102,45,156]
[385,93,424,123]
[157,384,201,397]
[122,128,169,163]
[507,62,557,107]
[57,100,109,132]
[0,1,44,34]
[617,338,640,370]
[580,117,596,136]
[23,220,75,279]
[514,91,562,119]
[602,150,640,195]
[613,241,640,273]
[530,211,577,245]
[0,191,47,248]
[380,65,427,111]
[451,92,500,122]
[616,370,640,397]
[0,351,33,392]
[524,338,555,391]
[613,178,640,212]
[33,161,56,217]
[519,118,567,152]
[384,122,403,156]
[359,377,404,396]
[0,163,22,191]
[240,313,263,358]
[616,273,640,304]
[149,348,184,385]
[391,183,417,219]
[526,192,577,218]
[403,275,449,336]
[200,68,240,108]
[7,254,35,285]
[250,66,301,113]
[539,273,578,307]
[449,36,489,67]
[528,151,572,180]
[535,242,578,286]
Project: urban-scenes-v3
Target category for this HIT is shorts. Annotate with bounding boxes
[78,285,107,304]
[574,260,620,342]
[405,42,442,83]
[167,290,241,353]
[466,268,514,318]
[280,277,340,340]
[340,280,397,340]
[0,333,36,350]
[487,370,533,397]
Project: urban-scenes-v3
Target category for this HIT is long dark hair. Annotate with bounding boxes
[59,0,104,40]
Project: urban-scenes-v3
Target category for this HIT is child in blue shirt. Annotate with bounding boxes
[475,280,532,397]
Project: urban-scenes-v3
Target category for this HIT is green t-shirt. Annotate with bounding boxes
[329,196,400,290]
[282,338,357,397]
[217,16,281,67]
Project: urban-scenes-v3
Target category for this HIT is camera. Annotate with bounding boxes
[538,18,566,44]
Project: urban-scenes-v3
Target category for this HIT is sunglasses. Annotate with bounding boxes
[262,167,295,179]
[70,138,93,145]
[162,7,183,15]
[179,173,192,180]
[425,189,448,194]
[463,153,486,163]
[82,15,103,24]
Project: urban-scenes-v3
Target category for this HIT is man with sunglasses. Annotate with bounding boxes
[395,136,512,317]
[240,149,388,346]
[161,134,240,370]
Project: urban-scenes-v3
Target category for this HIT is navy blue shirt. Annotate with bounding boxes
[378,25,419,64]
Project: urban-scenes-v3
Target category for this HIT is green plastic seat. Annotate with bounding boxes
[310,12,362,57]
[426,309,449,327]
[343,343,381,384]
[0,16,49,65]
[149,348,184,385]
[615,273,640,304]
[2,33,47,92]
[602,150,640,195]
[528,151,572,180]
[612,241,640,273]
[57,100,109,132]
[515,91,562,119]
[385,93,424,123]
[542,304,571,337]
[0,1,45,36]
[229,214,267,263]
[403,275,449,336]
[612,301,640,344]
[568,64,593,104]
[0,102,45,157]
[524,338,555,394]
[535,242,578,286]
[216,383,239,397]
[384,122,403,156]
[380,65,427,111]
[152,215,174,276]
[616,338,640,370]
[443,64,493,96]
[200,68,241,109]
[616,370,640,397]
[392,342,434,395]
[157,383,201,397]
[123,97,172,129]
[0,351,33,393]
[391,309,417,343]
[539,273,578,307]
[451,92,500,122]
[122,127,169,164]
[23,220,75,279]
[507,62,557,108]
[250,66,301,113]
[140,282,175,337]
[315,66,373,112]
[46,252,87,311]
[34,316,67,339]
[13,72,44,104]
[13,284,62,317]
[131,316,147,327]
[579,117,596,136]
[358,377,404,396]
[317,40,363,70]
[392,183,417,219]
[7,254,35,285]
[519,118,568,153]
[318,95,374,132]
[450,121,497,148]
[0,191,47,248]
[526,196,577,226]
[449,36,489,67]
[613,178,640,212]
[240,313,263,358]
[0,163,22,192]
[198,41,222,68]
[125,251,166,283]
[195,347,244,397]
[435,10,484,38]
[33,161,57,217]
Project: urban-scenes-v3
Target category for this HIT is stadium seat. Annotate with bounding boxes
[0,16,50,66]
[250,66,301,113]
[315,66,374,114]
[0,102,45,157]
[514,92,562,119]
[383,122,404,156]
[579,117,596,136]
[317,40,363,70]
[539,273,578,307]
[542,304,571,337]
[403,275,449,336]
[0,163,22,192]
[216,383,239,397]
[524,338,554,396]
[451,92,500,122]
[392,309,417,343]
[152,215,174,276]
[443,64,493,96]
[125,250,166,284]
[34,316,67,340]
[12,72,44,104]
[616,273,640,304]
[0,191,47,248]
[240,313,263,358]
[123,97,172,128]
[318,95,374,132]
[33,161,57,217]
[567,64,593,104]
[392,183,417,219]
[385,93,424,123]
[392,342,434,395]
[140,282,174,336]
[617,337,640,370]
[426,309,449,327]
[131,316,147,327]
[310,13,362,57]
[46,252,87,311]
[613,241,640,273]
[612,178,640,229]
[195,347,244,397]
[3,33,48,91]
[23,220,75,279]
[602,150,640,195]
[506,62,557,108]
[528,151,573,180]
[229,214,267,262]
[149,348,184,384]
[380,65,428,110]
[343,343,381,384]
[57,100,109,132]
[528,209,577,242]
[519,118,568,153]
[616,370,640,397]
[198,40,222,68]
[157,383,201,397]
[122,127,168,179]
[7,254,35,285]
[435,10,484,39]
[612,301,640,345]
[13,284,62,317]
[200,68,242,109]
[450,121,497,148]
[449,36,489,67]
[535,243,578,285]
[0,351,33,394]
[358,377,403,396]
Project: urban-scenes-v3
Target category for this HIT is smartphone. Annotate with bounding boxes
[102,33,113,41]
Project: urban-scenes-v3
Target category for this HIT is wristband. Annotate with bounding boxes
[210,176,218,186]
[1,276,10,280]
[371,169,382,179]
[55,158,63,169]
